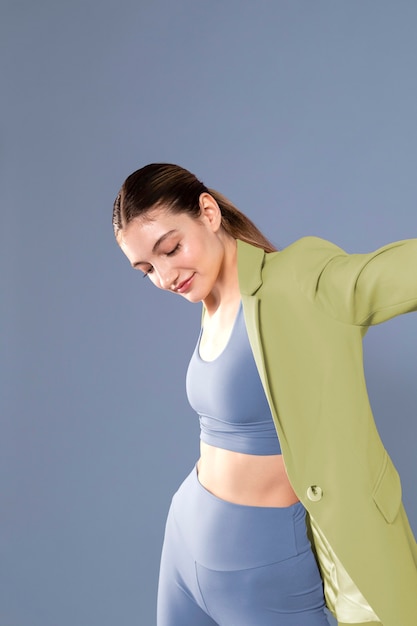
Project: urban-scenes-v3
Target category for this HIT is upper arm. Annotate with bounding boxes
[294,237,417,325]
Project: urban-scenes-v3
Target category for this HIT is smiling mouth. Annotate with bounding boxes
[175,274,195,293]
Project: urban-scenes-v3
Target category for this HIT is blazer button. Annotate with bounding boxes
[307,485,323,502]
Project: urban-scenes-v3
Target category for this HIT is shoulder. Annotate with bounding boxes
[271,236,344,261]
[237,236,345,297]
[262,236,346,280]
[238,236,343,267]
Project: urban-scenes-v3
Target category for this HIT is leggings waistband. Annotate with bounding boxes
[169,465,310,570]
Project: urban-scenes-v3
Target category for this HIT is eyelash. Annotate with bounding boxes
[142,243,181,278]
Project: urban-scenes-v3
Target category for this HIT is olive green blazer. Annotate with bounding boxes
[237,237,417,626]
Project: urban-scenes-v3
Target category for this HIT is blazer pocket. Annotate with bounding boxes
[372,452,402,523]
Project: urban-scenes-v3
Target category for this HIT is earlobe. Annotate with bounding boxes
[198,193,222,231]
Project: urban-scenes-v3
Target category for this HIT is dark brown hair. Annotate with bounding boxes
[112,163,276,252]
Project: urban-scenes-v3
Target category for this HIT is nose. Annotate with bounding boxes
[158,266,179,291]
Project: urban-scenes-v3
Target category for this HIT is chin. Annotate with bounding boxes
[183,293,203,304]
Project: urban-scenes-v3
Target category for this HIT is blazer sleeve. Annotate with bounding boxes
[292,236,417,325]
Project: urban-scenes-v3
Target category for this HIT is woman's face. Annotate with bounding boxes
[118,196,229,304]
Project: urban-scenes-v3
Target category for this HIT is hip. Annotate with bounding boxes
[168,464,312,571]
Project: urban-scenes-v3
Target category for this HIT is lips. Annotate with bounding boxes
[175,274,195,293]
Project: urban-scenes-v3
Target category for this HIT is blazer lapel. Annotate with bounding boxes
[237,240,271,401]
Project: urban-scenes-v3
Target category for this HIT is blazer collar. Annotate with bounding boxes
[237,239,266,296]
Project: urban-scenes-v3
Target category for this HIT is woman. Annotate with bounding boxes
[112,163,417,626]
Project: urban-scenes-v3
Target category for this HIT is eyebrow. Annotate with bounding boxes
[132,229,178,268]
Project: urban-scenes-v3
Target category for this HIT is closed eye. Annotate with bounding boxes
[137,242,180,277]
[141,266,153,278]
[166,243,180,256]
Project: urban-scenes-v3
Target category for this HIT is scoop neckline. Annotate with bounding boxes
[197,302,242,363]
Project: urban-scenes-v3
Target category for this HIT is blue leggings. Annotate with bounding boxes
[157,466,330,625]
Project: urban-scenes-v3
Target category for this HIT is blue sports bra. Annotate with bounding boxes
[186,304,281,455]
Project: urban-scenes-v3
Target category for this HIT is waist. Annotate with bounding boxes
[197,441,299,507]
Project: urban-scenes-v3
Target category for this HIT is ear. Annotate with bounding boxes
[198,193,222,232]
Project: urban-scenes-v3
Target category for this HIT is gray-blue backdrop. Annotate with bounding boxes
[2,2,416,625]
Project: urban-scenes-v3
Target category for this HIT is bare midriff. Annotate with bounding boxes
[197,441,299,507]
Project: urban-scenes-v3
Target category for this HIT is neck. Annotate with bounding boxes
[203,235,241,317]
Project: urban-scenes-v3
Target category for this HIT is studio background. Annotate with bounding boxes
[1,2,416,625]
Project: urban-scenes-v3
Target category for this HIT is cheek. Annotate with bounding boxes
[180,242,203,266]
[181,232,220,271]
[197,234,220,261]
